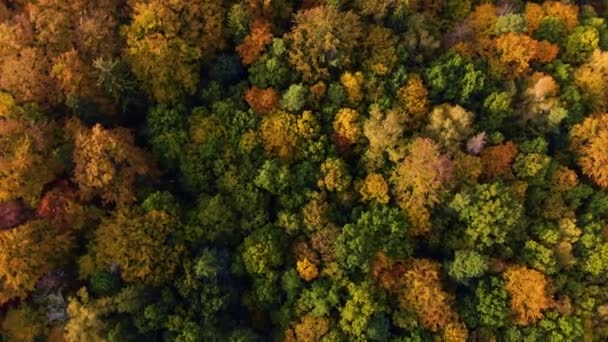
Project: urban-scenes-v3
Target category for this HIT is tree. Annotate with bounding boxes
[450,182,523,251]
[480,141,518,179]
[570,113,608,189]
[0,219,73,305]
[392,137,452,235]
[503,265,554,325]
[333,108,361,146]
[357,173,390,204]
[73,123,154,205]
[574,49,608,111]
[240,225,285,277]
[399,259,458,332]
[448,250,488,283]
[563,25,599,64]
[494,33,539,75]
[425,104,475,151]
[0,47,61,107]
[259,111,299,159]
[286,6,362,82]
[337,205,412,275]
[92,208,183,286]
[0,119,61,206]
[424,52,486,105]
[245,86,279,114]
[236,18,273,65]
[395,74,430,131]
[123,0,225,102]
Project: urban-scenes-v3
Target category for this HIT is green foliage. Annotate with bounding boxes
[448,250,488,283]
[563,26,600,64]
[424,52,486,105]
[450,182,524,251]
[337,205,412,275]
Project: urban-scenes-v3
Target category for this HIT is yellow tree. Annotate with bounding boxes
[0,119,61,206]
[123,0,225,102]
[73,123,154,205]
[259,111,299,159]
[503,265,554,325]
[92,209,184,286]
[392,137,452,235]
[0,219,74,305]
[570,113,608,189]
[286,6,362,82]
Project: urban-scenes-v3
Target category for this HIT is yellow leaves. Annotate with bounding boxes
[503,265,554,325]
[362,25,398,75]
[543,1,579,32]
[0,219,74,305]
[575,49,608,111]
[399,259,459,332]
[296,258,319,281]
[260,111,298,159]
[332,108,361,145]
[570,113,608,189]
[395,74,430,130]
[93,209,183,286]
[468,3,497,36]
[73,124,153,205]
[340,71,364,105]
[357,173,389,204]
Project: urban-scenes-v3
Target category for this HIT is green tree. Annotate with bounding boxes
[450,182,524,251]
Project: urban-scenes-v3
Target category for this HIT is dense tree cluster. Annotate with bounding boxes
[2,0,608,341]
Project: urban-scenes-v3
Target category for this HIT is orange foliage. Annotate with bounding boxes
[392,137,452,235]
[245,86,279,114]
[0,47,61,107]
[36,181,86,230]
[236,18,273,65]
[296,258,319,281]
[543,1,579,32]
[0,120,60,206]
[525,3,545,34]
[504,265,554,325]
[552,166,579,192]
[443,322,469,342]
[309,81,327,101]
[0,219,74,305]
[480,141,519,179]
[495,33,538,75]
[400,259,458,331]
[570,113,608,189]
[284,315,330,342]
[535,40,559,63]
[468,3,497,36]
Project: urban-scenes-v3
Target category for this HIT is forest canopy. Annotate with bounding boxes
[2,0,608,341]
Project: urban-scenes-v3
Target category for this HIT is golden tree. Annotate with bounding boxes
[392,137,452,235]
[259,111,299,159]
[93,209,184,286]
[73,124,154,205]
[287,6,362,82]
[503,265,554,325]
[0,119,60,206]
[0,219,74,305]
[570,113,608,189]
